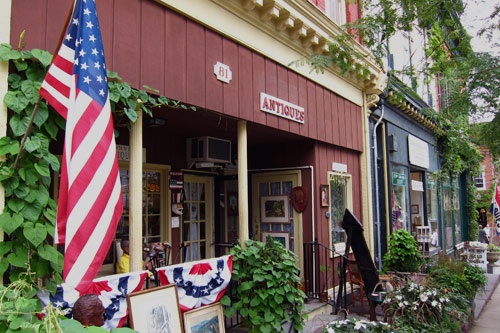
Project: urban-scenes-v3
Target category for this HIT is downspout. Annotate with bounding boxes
[372,102,384,270]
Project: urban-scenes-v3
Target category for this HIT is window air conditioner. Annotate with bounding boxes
[186,136,231,165]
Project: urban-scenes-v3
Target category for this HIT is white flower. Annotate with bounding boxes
[420,294,429,302]
[431,300,438,307]
[354,321,366,330]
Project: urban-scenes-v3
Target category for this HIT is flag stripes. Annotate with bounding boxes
[39,0,123,292]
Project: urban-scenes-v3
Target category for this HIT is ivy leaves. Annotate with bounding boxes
[221,239,306,333]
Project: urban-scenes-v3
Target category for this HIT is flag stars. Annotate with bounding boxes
[81,62,88,70]
[91,48,99,56]
[96,75,103,83]
[94,62,101,70]
[72,18,79,26]
[65,34,73,42]
[79,49,86,58]
[83,76,91,84]
[84,8,91,16]
[89,35,96,43]
[99,89,105,96]
[86,21,94,29]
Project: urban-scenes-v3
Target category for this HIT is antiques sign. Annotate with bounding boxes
[260,93,305,124]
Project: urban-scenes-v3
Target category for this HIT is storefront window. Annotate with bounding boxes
[328,172,352,254]
[391,166,409,232]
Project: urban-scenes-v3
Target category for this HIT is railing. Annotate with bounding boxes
[303,240,349,313]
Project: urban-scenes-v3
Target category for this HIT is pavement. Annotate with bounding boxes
[469,265,500,333]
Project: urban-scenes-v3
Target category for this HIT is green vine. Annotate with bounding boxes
[0,38,195,290]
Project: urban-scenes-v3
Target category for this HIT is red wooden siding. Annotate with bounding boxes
[10,0,363,152]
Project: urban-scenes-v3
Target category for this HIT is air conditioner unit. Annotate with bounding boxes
[186,136,231,165]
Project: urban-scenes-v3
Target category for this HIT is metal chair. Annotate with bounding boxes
[144,242,171,287]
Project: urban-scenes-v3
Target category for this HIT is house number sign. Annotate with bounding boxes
[214,61,232,83]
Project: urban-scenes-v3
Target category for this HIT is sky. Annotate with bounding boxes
[462,0,499,55]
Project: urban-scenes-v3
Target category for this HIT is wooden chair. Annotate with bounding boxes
[347,259,365,309]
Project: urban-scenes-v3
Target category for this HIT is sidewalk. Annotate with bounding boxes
[469,265,500,333]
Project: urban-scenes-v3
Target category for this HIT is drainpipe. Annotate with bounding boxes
[372,102,384,270]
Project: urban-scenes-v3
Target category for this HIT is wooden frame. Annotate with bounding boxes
[183,302,225,333]
[320,185,329,207]
[127,284,183,332]
[260,195,289,223]
[261,231,290,249]
[411,204,419,214]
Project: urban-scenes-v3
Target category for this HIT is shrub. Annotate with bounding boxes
[383,282,469,332]
[427,255,486,300]
[382,229,423,273]
[221,238,306,333]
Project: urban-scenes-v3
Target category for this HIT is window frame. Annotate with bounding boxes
[327,171,353,256]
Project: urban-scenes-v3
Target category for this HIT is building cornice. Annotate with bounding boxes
[154,0,386,105]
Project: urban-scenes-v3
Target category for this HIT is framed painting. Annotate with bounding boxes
[127,284,183,333]
[183,302,225,333]
[260,195,289,223]
[261,232,290,249]
[411,204,419,214]
[320,185,329,207]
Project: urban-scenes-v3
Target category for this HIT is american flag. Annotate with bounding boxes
[156,255,233,312]
[37,271,148,329]
[39,0,123,292]
[491,185,500,234]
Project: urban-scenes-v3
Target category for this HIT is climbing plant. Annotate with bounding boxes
[0,38,195,289]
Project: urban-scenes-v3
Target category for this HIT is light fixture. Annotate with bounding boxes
[144,117,167,127]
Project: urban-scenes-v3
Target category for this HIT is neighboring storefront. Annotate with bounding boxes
[6,0,386,283]
[370,78,468,268]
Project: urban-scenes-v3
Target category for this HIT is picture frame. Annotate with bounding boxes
[320,185,329,207]
[227,192,238,216]
[127,284,183,333]
[183,302,225,333]
[261,231,290,249]
[411,204,419,214]
[260,195,289,223]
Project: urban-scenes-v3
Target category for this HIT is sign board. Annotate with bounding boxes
[408,135,429,169]
[117,145,146,163]
[461,242,487,271]
[260,92,305,124]
[214,61,232,83]
[392,172,406,186]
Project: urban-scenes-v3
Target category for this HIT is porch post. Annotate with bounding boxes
[237,120,249,248]
[129,111,143,272]
[0,0,12,253]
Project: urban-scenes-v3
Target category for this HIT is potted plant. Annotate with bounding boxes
[221,238,307,333]
[382,229,424,273]
[486,243,500,265]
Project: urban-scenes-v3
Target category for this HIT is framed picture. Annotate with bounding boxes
[260,195,289,223]
[411,204,419,214]
[227,192,238,216]
[261,231,290,249]
[320,185,329,207]
[127,284,183,333]
[183,302,225,333]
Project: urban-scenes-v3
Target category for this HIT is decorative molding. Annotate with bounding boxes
[209,0,385,94]
[366,94,380,109]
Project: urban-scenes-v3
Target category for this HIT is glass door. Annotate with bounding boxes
[182,174,213,262]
